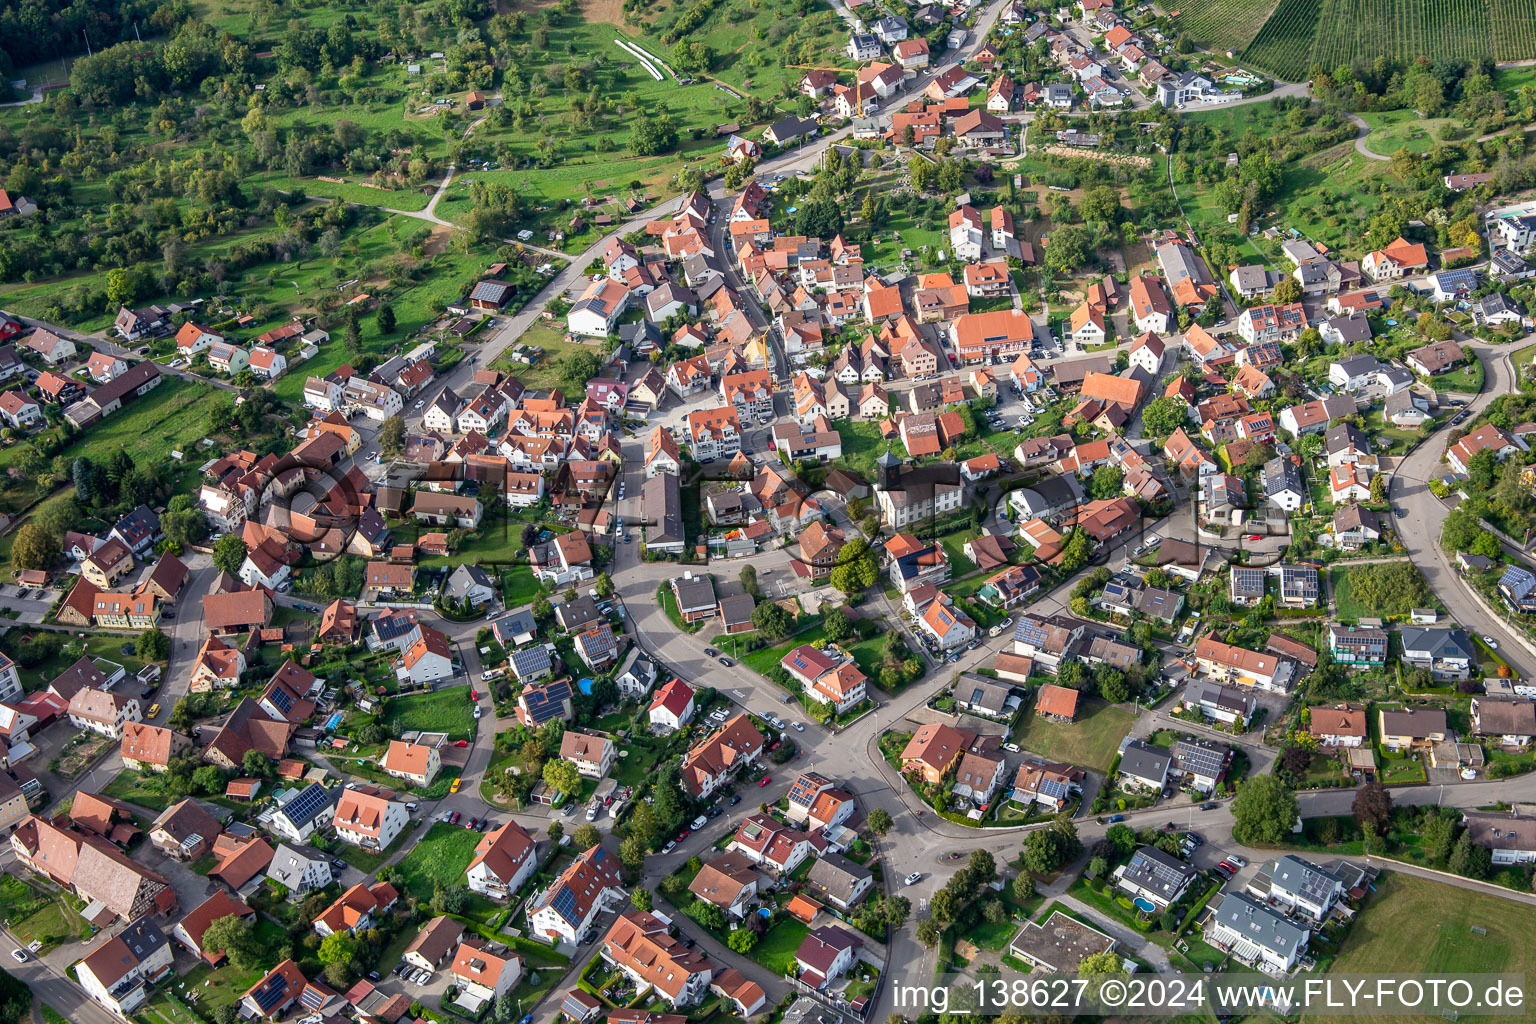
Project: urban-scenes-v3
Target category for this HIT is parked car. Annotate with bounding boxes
[729,794,741,805]
[1200,801,1218,811]
[758,776,772,786]
[1226,854,1248,868]
[904,872,923,886]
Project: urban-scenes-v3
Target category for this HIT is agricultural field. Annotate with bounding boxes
[1239,0,1322,81]
[1166,0,1282,55]
[1237,0,1536,80]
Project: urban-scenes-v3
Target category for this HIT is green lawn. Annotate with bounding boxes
[102,768,175,812]
[503,565,543,607]
[1312,872,1536,1023]
[1429,359,1485,394]
[959,918,1019,952]
[748,918,810,976]
[14,634,155,693]
[1357,110,1459,157]
[383,687,476,740]
[393,822,484,901]
[9,890,91,951]
[333,821,419,874]
[741,624,828,680]
[1011,700,1137,774]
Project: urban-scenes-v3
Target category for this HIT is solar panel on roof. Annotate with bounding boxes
[267,685,294,713]
[299,987,325,1010]
[253,976,288,1012]
[1038,778,1068,799]
[282,783,331,826]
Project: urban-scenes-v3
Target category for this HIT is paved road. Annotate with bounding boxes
[1346,113,1392,162]
[1391,339,1534,677]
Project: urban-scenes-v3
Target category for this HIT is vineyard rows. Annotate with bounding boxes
[1489,0,1536,60]
[1240,0,1320,81]
[1238,0,1536,80]
[1166,0,1280,54]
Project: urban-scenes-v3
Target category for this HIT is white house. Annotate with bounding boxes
[451,939,523,1011]
[649,678,696,731]
[467,820,538,901]
[332,789,410,851]
[77,920,174,1016]
[266,843,333,896]
[528,845,627,944]
[262,783,336,843]
[568,279,631,337]
[382,739,442,788]
[1205,892,1310,972]
[1263,855,1345,920]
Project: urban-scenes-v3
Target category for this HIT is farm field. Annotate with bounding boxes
[1236,0,1536,80]
[1312,872,1536,1024]
[1167,0,1282,55]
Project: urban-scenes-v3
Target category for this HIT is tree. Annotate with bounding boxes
[344,309,362,354]
[728,928,758,952]
[1106,823,1136,857]
[739,564,759,598]
[928,887,959,924]
[192,765,225,795]
[543,759,582,798]
[9,523,57,571]
[824,606,855,642]
[916,918,942,947]
[318,931,359,969]
[202,914,262,970]
[494,994,518,1024]
[1078,949,1126,1003]
[1449,831,1490,879]
[559,350,602,397]
[1231,775,1298,846]
[323,959,353,989]
[241,749,272,778]
[687,899,727,931]
[968,849,996,886]
[138,628,171,662]
[1369,472,1388,503]
[631,888,653,912]
[380,416,405,454]
[1080,186,1120,224]
[376,302,396,335]
[1139,396,1187,440]
[829,536,879,595]
[548,821,564,842]
[212,534,248,575]
[573,823,601,849]
[1087,465,1124,500]
[1042,225,1091,273]
[168,699,196,735]
[619,833,648,871]
[1021,817,1080,874]
[867,807,893,835]
[594,572,614,599]
[750,600,794,639]
[1273,277,1303,304]
[1424,813,1456,865]
[1351,780,1392,832]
